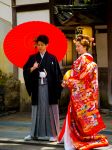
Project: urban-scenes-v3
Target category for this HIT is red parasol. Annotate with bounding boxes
[3,21,67,68]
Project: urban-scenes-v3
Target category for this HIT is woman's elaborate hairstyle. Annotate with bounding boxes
[34,35,49,45]
[73,34,95,50]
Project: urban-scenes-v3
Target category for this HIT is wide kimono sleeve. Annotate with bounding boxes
[65,55,87,88]
[23,56,33,96]
[53,56,63,99]
[90,63,99,107]
[66,55,98,92]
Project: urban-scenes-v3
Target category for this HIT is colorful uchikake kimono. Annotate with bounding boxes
[58,53,108,150]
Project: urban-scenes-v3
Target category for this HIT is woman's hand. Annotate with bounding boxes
[61,80,68,87]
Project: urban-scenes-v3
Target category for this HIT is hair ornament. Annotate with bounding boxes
[73,34,95,46]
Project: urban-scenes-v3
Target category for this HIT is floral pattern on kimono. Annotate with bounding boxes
[58,53,108,150]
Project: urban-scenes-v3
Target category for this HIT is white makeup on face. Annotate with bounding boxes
[75,42,87,55]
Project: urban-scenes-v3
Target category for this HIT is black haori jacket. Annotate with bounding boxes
[23,51,63,105]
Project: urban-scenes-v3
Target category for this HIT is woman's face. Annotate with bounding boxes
[75,41,87,55]
[36,41,48,54]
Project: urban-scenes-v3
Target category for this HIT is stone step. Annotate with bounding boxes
[0,137,111,149]
[93,145,112,150]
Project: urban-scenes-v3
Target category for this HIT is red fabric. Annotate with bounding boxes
[58,53,109,150]
[58,118,66,141]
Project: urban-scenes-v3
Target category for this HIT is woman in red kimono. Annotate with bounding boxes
[58,34,109,150]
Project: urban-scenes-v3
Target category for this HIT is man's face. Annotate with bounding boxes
[36,41,48,54]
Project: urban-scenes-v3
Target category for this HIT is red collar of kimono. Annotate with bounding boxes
[82,53,93,62]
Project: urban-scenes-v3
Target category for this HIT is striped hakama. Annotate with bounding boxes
[30,78,60,139]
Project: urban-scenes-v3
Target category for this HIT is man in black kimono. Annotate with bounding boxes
[23,35,62,141]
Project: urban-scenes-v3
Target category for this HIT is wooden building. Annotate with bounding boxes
[0,0,111,111]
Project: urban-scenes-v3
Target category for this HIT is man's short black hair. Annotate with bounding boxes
[35,35,49,45]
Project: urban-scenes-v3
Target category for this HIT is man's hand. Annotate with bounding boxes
[30,62,39,72]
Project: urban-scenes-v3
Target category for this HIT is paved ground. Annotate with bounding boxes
[0,142,64,150]
[0,110,111,150]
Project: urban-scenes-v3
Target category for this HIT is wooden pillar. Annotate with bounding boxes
[11,0,18,79]
[107,0,112,110]
[49,0,55,24]
[92,26,97,63]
